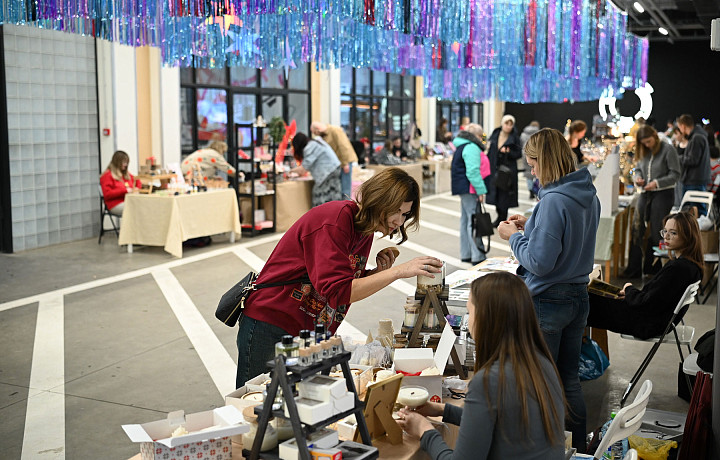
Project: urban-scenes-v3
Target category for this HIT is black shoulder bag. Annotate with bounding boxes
[472,200,494,252]
[216,272,309,327]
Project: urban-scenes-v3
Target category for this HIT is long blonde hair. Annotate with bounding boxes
[524,128,576,186]
[470,273,564,445]
[106,151,131,181]
[354,167,419,243]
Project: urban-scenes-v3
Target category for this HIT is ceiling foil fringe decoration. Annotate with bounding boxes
[0,0,648,103]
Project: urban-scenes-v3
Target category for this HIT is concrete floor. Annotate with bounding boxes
[0,184,714,459]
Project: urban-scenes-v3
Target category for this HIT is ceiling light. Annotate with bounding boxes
[633,2,645,13]
[658,27,669,35]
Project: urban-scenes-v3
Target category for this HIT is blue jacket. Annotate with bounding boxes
[451,133,487,195]
[303,138,341,184]
[509,168,600,296]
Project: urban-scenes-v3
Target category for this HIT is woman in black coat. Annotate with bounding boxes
[486,115,522,226]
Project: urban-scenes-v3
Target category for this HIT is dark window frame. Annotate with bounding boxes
[436,100,484,135]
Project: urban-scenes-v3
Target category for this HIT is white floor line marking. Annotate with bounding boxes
[389,279,416,295]
[231,247,267,272]
[396,240,469,267]
[0,232,284,313]
[336,321,368,342]
[421,192,452,202]
[420,203,462,217]
[21,293,65,460]
[152,269,236,397]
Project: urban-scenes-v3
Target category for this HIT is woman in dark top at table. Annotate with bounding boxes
[397,272,566,460]
[587,211,703,339]
[566,120,587,165]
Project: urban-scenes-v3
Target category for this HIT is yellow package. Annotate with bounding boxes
[628,435,678,460]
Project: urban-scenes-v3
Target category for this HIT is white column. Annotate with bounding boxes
[482,98,505,134]
[95,39,115,172]
[112,43,139,174]
[415,77,436,145]
[160,65,181,166]
[311,68,341,126]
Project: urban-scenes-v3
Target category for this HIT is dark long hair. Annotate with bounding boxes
[354,167,419,243]
[664,211,703,270]
[291,132,317,162]
[470,272,564,445]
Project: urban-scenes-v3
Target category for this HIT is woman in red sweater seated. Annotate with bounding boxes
[100,151,141,216]
[236,167,444,387]
[587,211,703,339]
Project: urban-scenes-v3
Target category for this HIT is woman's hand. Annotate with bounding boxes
[375,248,397,272]
[507,214,527,230]
[498,221,519,240]
[618,282,633,297]
[477,194,485,203]
[643,180,658,191]
[396,408,435,439]
[392,257,443,279]
[635,177,646,187]
[412,401,445,418]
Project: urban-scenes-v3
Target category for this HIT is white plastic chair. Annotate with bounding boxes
[683,352,713,378]
[593,380,652,459]
[674,190,715,217]
[619,280,700,405]
[623,448,638,460]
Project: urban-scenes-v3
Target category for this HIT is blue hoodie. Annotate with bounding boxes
[509,168,600,296]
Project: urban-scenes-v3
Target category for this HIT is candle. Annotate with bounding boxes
[396,387,429,408]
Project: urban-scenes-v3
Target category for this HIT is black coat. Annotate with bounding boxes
[486,127,522,209]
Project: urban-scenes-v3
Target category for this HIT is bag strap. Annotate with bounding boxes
[253,276,310,291]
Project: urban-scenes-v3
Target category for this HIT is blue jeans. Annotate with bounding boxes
[533,283,589,451]
[341,163,353,199]
[235,315,289,388]
[459,193,485,263]
[682,183,708,215]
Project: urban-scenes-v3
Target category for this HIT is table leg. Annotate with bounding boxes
[127,243,133,254]
[229,232,235,243]
[604,260,611,282]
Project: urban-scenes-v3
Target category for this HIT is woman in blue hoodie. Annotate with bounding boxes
[498,128,600,452]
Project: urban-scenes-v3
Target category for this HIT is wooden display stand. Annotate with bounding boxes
[404,286,467,380]
[245,352,376,460]
[353,373,404,445]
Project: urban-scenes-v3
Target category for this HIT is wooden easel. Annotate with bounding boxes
[406,286,467,379]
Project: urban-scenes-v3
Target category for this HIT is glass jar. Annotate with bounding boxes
[404,305,419,327]
[242,406,278,452]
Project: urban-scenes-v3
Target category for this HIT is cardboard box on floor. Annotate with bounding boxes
[122,405,248,460]
[393,323,457,403]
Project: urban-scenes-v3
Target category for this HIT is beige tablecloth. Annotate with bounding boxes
[118,189,242,258]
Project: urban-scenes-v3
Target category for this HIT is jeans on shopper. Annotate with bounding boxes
[533,283,589,452]
[682,183,708,215]
[459,193,485,263]
[235,315,290,388]
[341,163,353,199]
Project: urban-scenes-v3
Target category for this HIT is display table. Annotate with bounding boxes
[118,189,241,258]
[274,179,314,232]
[422,159,452,195]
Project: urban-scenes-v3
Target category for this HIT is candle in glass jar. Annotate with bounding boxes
[396,387,429,408]
[404,305,419,327]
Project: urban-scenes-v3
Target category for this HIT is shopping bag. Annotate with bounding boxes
[578,336,610,381]
[472,201,493,251]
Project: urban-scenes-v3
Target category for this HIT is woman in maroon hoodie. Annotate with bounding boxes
[236,167,443,387]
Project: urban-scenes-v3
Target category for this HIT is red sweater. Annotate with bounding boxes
[100,170,142,210]
[243,201,374,335]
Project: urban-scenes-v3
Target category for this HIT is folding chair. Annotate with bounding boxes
[619,281,700,406]
[699,253,718,304]
[98,185,120,244]
[678,190,714,217]
[592,380,652,458]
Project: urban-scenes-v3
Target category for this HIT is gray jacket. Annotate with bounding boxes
[420,355,565,460]
[303,138,341,184]
[636,141,681,191]
[679,125,711,185]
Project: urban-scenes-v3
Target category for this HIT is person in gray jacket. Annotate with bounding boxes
[397,272,565,459]
[622,126,681,277]
[291,132,342,207]
[677,114,711,214]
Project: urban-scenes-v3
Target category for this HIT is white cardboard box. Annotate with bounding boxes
[122,405,249,460]
[278,428,339,460]
[284,397,333,425]
[393,323,456,403]
[331,392,356,414]
[298,375,346,401]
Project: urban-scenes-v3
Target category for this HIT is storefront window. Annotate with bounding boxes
[197,88,227,142]
[196,68,226,86]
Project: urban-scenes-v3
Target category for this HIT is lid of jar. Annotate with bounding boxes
[281,335,294,345]
[315,323,326,334]
[299,329,311,339]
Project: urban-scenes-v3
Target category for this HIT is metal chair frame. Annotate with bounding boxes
[98,185,120,244]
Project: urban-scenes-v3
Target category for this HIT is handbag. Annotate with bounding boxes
[472,200,494,251]
[578,336,610,381]
[495,164,514,191]
[216,272,309,327]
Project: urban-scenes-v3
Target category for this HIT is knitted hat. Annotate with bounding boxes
[501,114,516,125]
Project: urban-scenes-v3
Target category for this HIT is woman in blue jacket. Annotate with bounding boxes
[498,128,600,452]
[451,123,488,264]
[292,132,342,206]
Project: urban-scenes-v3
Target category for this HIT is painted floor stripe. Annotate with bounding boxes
[152,269,236,397]
[419,220,513,254]
[420,203,462,217]
[231,247,267,272]
[21,293,65,460]
[0,232,284,313]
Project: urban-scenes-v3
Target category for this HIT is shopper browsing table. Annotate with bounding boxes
[235,167,443,387]
[291,132,343,207]
[397,273,566,459]
[497,128,600,452]
[588,212,703,339]
[100,150,142,216]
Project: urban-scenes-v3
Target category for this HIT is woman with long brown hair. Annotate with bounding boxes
[588,211,703,339]
[565,120,587,165]
[397,272,565,459]
[99,150,141,216]
[235,167,443,387]
[622,125,680,277]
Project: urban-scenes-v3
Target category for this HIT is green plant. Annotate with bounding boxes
[268,117,286,144]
